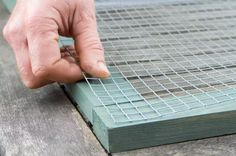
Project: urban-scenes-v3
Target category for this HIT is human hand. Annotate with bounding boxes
[3,0,110,89]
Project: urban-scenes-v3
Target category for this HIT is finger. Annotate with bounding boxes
[5,32,53,88]
[3,4,53,88]
[27,17,83,83]
[16,41,54,88]
[73,0,110,78]
[3,0,25,47]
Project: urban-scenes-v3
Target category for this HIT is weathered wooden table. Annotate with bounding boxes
[1,3,236,156]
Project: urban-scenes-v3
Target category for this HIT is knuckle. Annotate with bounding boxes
[26,18,39,31]
[17,66,38,89]
[23,80,38,89]
[26,19,41,36]
[18,64,29,77]
[81,62,93,72]
[2,25,19,42]
[82,38,104,53]
[89,39,103,50]
[26,17,57,39]
[32,65,50,79]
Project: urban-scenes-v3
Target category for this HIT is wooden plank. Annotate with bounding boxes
[0,4,107,156]
[65,77,236,153]
[93,104,236,153]
[64,83,102,123]
[113,134,236,156]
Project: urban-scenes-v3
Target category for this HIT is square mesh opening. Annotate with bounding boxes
[61,0,236,124]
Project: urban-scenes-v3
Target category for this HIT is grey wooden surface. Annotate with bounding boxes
[1,2,236,156]
[0,4,106,156]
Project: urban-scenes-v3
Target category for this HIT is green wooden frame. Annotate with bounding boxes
[64,82,236,153]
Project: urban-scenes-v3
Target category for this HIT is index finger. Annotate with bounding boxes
[27,17,83,83]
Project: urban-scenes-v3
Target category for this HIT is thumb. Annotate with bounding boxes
[73,5,110,78]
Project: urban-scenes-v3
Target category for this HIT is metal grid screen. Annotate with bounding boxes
[61,0,236,124]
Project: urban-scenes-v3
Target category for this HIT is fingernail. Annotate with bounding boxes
[98,62,110,76]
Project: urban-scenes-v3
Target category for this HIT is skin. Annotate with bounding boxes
[3,0,110,89]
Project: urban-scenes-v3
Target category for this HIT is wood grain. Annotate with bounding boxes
[0,5,107,156]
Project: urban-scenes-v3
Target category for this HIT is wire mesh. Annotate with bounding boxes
[60,0,236,124]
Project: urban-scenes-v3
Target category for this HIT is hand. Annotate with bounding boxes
[3,0,110,89]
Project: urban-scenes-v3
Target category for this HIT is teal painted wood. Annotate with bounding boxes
[64,82,101,123]
[94,108,236,152]
[65,81,236,153]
